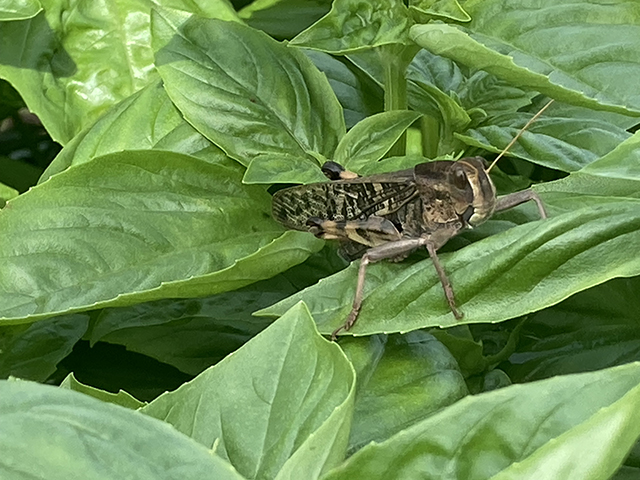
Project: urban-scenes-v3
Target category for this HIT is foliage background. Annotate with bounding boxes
[1,0,640,478]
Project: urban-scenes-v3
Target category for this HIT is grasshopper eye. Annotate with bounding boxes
[453,168,468,190]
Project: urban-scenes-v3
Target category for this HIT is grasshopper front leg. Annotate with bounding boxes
[495,189,547,219]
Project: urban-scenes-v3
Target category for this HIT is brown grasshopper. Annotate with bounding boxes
[272,101,552,340]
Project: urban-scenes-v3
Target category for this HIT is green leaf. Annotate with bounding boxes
[0,155,43,193]
[457,71,537,118]
[406,50,538,154]
[406,49,469,135]
[168,0,242,22]
[0,380,244,480]
[538,132,640,198]
[243,153,327,185]
[407,49,465,96]
[240,0,332,39]
[0,181,18,206]
[0,150,323,323]
[410,1,640,116]
[0,0,41,20]
[41,80,227,182]
[466,368,512,395]
[152,10,344,166]
[614,466,640,480]
[409,0,470,22]
[409,80,470,138]
[60,372,146,410]
[539,100,639,130]
[506,277,640,383]
[334,111,422,170]
[340,331,467,453]
[304,50,384,129]
[0,4,158,144]
[142,302,355,480]
[322,362,640,480]
[0,314,88,381]
[457,108,631,172]
[290,0,413,54]
[429,325,486,377]
[89,275,301,375]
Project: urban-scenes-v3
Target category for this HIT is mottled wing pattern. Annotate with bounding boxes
[272,176,418,230]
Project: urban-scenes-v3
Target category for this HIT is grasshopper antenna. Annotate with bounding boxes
[487,99,554,173]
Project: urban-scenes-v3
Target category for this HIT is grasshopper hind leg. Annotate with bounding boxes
[331,237,428,341]
[331,236,464,340]
[425,242,462,320]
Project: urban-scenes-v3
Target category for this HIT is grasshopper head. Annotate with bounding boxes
[414,158,498,228]
[453,157,497,227]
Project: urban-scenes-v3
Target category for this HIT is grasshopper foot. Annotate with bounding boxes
[330,309,359,341]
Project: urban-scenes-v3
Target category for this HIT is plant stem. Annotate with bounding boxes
[380,44,418,158]
[420,115,440,158]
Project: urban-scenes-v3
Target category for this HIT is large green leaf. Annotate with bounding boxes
[321,362,640,480]
[0,0,41,20]
[41,80,227,182]
[0,314,88,381]
[258,134,640,336]
[410,0,640,115]
[290,0,413,54]
[506,277,640,383]
[142,303,355,480]
[152,9,344,166]
[0,150,323,324]
[0,1,242,144]
[0,380,243,480]
[341,331,467,454]
[0,1,158,144]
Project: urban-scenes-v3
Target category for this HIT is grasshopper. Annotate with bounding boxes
[272,101,552,340]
